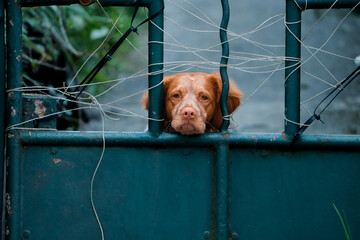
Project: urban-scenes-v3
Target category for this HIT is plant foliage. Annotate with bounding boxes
[22,4,145,95]
[22,4,146,129]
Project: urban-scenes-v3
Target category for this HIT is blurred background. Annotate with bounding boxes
[22,0,360,134]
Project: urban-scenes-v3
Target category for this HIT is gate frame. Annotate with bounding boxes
[0,0,6,238]
[284,0,360,137]
[2,0,360,240]
[4,0,166,238]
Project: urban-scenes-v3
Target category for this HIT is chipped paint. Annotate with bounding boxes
[38,173,47,178]
[53,158,62,164]
[11,106,16,117]
[221,133,230,137]
[282,132,288,140]
[8,133,15,138]
[16,55,21,62]
[34,100,46,118]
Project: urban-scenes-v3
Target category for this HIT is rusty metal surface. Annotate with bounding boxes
[2,0,360,239]
[17,131,360,149]
[0,0,5,237]
[16,134,360,240]
[22,95,57,129]
[21,145,213,240]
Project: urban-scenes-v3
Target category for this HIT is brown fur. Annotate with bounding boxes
[142,72,242,135]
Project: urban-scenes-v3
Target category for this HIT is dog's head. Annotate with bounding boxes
[142,72,242,135]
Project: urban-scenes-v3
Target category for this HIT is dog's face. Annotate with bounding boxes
[142,72,242,135]
[164,73,218,134]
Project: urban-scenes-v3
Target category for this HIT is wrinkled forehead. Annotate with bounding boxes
[167,73,212,92]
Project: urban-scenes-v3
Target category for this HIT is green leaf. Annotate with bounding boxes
[90,27,110,40]
[333,203,352,240]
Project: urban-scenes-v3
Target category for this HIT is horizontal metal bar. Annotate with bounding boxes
[19,0,161,7]
[17,131,360,150]
[296,0,360,9]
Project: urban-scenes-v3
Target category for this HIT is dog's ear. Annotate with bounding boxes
[226,81,242,113]
[209,73,243,130]
[141,91,149,110]
[141,76,171,110]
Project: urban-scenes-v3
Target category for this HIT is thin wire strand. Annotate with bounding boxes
[95,0,147,60]
[13,0,359,134]
[284,2,360,85]
[88,95,106,240]
[13,3,360,240]
[64,7,126,94]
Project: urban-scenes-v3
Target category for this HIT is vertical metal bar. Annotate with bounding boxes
[148,1,164,136]
[219,0,230,132]
[215,144,229,240]
[284,0,301,138]
[6,0,23,124]
[0,0,5,237]
[5,135,22,240]
[6,0,23,238]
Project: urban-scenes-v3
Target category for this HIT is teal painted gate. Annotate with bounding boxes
[1,0,360,240]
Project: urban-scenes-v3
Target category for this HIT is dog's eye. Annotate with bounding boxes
[172,93,181,99]
[200,95,209,101]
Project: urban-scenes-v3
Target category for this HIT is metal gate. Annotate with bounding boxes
[1,0,360,240]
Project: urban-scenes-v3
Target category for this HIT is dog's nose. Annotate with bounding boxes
[181,107,196,119]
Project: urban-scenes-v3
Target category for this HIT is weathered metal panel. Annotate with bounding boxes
[230,148,360,240]
[3,0,360,240]
[4,0,164,238]
[21,145,213,240]
[16,132,360,240]
[22,95,58,129]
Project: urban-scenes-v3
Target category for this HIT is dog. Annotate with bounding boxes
[142,72,242,135]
